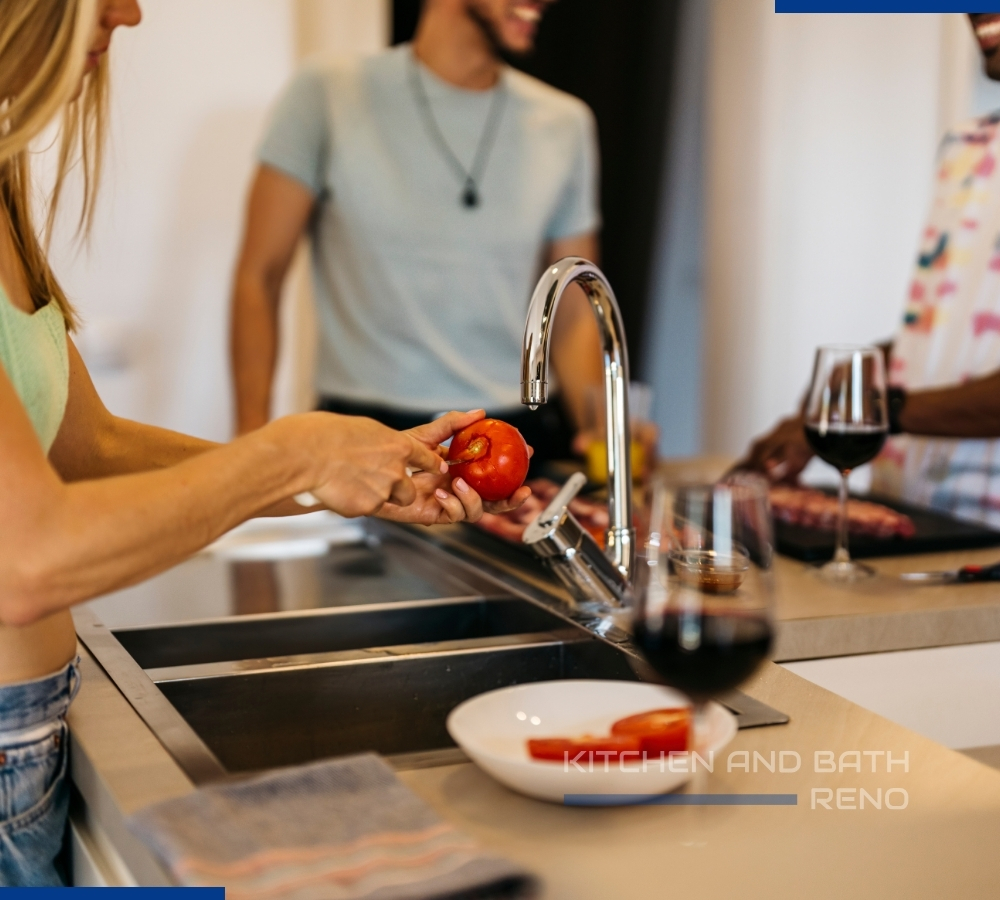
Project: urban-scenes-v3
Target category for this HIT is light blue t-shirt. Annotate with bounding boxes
[258,44,601,412]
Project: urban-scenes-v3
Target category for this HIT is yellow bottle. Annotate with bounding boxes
[585,438,645,484]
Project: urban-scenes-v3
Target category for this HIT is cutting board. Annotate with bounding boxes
[775,494,1000,561]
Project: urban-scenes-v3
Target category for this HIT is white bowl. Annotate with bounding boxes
[447,680,737,804]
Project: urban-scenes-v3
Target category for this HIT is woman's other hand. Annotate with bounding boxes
[377,410,532,525]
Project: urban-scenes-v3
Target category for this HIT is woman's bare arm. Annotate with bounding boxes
[0,358,450,626]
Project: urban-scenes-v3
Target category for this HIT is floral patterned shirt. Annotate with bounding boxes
[872,111,1000,527]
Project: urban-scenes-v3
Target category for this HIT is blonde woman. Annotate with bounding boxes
[0,0,530,884]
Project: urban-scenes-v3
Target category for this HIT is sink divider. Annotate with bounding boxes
[145,628,589,684]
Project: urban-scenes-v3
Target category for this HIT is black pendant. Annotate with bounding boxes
[462,180,479,208]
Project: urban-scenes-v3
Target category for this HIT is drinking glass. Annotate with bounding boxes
[802,345,888,582]
[582,382,653,484]
[635,478,775,770]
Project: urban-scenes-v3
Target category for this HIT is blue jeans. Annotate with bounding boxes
[0,659,80,886]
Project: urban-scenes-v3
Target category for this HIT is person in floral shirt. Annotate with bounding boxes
[741,14,1000,529]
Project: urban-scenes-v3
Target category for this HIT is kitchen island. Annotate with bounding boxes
[67,505,1000,894]
[68,638,1000,895]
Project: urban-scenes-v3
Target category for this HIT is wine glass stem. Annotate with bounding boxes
[691,701,710,798]
[834,469,851,564]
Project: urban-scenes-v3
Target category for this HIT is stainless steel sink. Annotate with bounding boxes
[153,636,636,772]
[75,521,788,785]
[112,597,574,670]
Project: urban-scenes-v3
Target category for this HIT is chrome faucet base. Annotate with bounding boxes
[605,527,637,581]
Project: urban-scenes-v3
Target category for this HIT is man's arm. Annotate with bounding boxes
[738,341,1000,480]
[230,165,316,435]
[899,368,1000,437]
[547,233,603,431]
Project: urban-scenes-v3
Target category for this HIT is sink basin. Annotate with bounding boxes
[75,522,788,785]
[153,637,639,773]
[114,597,575,670]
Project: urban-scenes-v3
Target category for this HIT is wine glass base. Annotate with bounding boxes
[815,560,876,583]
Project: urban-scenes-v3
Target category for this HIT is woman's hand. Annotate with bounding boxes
[377,410,533,525]
[275,412,448,517]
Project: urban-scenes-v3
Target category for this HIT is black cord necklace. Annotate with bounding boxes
[408,53,507,209]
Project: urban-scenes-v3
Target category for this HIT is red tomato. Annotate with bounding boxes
[527,734,642,763]
[611,708,690,754]
[447,419,530,502]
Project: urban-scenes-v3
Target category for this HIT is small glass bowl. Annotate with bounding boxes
[670,548,751,594]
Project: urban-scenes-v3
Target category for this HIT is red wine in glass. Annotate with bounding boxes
[633,611,773,703]
[804,424,886,472]
[803,346,889,582]
[636,479,775,774]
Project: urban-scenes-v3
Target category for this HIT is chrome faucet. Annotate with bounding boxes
[520,258,635,607]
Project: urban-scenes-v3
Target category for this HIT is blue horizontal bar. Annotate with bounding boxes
[0,892,223,898]
[564,793,798,807]
[777,2,1000,10]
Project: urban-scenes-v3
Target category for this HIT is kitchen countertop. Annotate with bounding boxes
[428,516,1000,663]
[69,642,1000,896]
[654,456,1000,661]
[67,474,1000,892]
[400,660,1000,898]
[770,544,1000,660]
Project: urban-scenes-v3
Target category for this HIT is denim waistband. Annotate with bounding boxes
[0,658,81,733]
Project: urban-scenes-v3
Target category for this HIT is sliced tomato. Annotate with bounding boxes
[611,708,690,754]
[527,734,641,763]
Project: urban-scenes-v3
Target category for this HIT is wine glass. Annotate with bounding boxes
[635,478,775,779]
[803,345,888,582]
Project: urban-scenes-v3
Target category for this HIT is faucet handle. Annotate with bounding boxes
[527,472,587,535]
[523,471,631,611]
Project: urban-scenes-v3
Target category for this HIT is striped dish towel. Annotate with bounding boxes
[129,754,538,900]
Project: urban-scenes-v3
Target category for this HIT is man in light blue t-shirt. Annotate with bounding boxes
[230,0,603,464]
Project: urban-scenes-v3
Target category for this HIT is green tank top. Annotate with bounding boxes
[0,284,69,453]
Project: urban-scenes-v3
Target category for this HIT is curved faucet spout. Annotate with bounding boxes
[521,257,635,580]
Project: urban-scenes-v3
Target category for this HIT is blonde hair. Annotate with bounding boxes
[0,0,106,328]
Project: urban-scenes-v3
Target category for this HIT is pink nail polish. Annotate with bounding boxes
[435,489,449,501]
[454,478,469,493]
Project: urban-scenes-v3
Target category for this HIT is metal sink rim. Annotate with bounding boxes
[108,593,502,633]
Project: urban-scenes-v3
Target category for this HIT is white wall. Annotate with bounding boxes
[44,0,387,441]
[702,6,981,458]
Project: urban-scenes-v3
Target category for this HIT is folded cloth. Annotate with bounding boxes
[128,754,538,900]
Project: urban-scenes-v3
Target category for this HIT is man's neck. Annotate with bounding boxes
[412,4,501,91]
